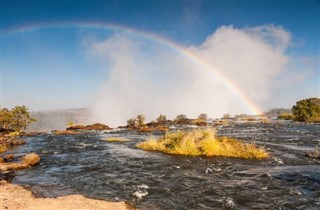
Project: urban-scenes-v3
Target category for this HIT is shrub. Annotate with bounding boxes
[137,129,268,159]
[292,98,320,122]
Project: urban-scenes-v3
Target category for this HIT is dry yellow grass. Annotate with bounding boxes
[106,137,131,142]
[137,129,268,159]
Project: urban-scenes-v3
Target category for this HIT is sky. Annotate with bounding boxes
[1,0,319,125]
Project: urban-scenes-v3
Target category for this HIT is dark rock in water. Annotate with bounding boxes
[67,123,112,131]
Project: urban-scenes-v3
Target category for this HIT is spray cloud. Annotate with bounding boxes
[84,25,307,127]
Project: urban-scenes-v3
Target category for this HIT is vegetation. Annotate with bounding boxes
[198,113,208,121]
[136,115,146,127]
[222,113,232,119]
[106,137,130,142]
[126,114,146,128]
[277,113,294,120]
[292,98,320,122]
[0,106,36,132]
[156,114,167,124]
[264,108,292,117]
[137,129,268,159]
[175,114,187,122]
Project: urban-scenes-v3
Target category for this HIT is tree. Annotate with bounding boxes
[175,114,187,121]
[0,108,13,129]
[0,106,36,132]
[136,114,146,127]
[198,113,208,121]
[127,118,137,128]
[156,114,167,124]
[292,98,320,122]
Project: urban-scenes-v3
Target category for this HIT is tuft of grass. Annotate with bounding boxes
[137,129,269,159]
[106,137,131,142]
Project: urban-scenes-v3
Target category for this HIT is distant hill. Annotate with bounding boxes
[27,108,90,132]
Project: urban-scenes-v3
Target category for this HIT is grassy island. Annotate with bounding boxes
[137,129,268,159]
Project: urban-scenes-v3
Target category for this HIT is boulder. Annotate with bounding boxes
[22,153,40,166]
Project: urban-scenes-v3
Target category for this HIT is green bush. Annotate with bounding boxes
[292,98,320,122]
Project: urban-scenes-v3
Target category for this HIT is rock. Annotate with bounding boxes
[22,153,40,166]
[19,132,48,136]
[3,154,14,162]
[0,153,40,172]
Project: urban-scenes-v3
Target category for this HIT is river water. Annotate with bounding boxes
[7,122,320,209]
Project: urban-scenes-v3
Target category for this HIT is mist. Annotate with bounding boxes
[84,25,309,127]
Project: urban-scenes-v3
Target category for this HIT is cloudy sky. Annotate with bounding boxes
[1,1,319,125]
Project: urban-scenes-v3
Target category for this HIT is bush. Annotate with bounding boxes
[292,98,320,122]
[137,129,268,159]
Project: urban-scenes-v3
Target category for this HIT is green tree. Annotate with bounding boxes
[292,98,320,122]
[0,106,36,131]
[156,114,167,124]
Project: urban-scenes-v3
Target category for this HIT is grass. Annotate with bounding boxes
[106,137,131,142]
[136,129,269,159]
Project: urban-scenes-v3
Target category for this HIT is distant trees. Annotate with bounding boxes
[292,98,320,122]
[127,114,146,128]
[198,113,208,121]
[175,114,187,122]
[222,113,231,119]
[264,108,292,117]
[0,106,36,132]
[156,114,167,124]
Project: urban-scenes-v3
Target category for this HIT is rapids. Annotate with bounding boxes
[6,122,320,209]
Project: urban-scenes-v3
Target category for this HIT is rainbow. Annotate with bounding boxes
[1,21,263,115]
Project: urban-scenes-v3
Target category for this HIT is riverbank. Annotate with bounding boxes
[0,180,134,210]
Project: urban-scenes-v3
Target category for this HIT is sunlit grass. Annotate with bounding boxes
[106,137,131,142]
[137,129,269,159]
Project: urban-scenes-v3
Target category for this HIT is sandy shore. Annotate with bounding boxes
[0,180,134,210]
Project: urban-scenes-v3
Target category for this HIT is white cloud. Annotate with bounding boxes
[84,25,315,127]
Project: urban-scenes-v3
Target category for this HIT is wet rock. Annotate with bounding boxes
[19,131,48,136]
[0,153,40,172]
[22,153,40,166]
[0,154,14,163]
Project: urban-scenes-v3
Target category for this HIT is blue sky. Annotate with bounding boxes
[1,1,319,120]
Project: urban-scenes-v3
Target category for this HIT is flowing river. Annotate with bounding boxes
[5,122,320,209]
